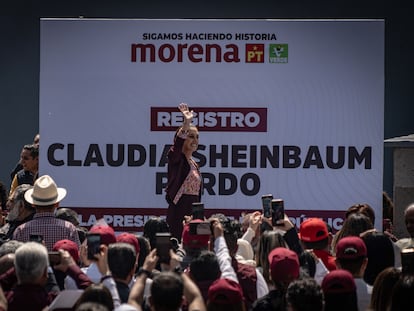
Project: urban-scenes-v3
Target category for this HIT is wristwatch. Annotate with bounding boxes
[137,268,153,278]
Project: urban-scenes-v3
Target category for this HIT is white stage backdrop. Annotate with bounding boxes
[39,19,384,232]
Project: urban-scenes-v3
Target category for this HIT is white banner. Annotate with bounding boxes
[39,19,384,231]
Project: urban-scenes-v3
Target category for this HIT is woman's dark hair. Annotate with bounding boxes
[74,283,113,311]
[136,235,151,270]
[360,230,395,285]
[143,217,170,250]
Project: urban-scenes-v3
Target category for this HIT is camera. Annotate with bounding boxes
[271,199,285,226]
[189,221,211,235]
[261,194,273,218]
[86,233,101,260]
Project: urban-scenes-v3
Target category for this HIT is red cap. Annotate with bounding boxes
[89,225,116,246]
[268,247,299,283]
[322,269,356,293]
[53,239,79,263]
[116,232,140,254]
[299,218,329,242]
[208,278,244,305]
[181,219,210,249]
[335,236,367,260]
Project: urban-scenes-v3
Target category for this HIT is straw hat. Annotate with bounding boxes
[24,175,67,206]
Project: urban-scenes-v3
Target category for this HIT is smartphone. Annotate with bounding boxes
[261,194,273,218]
[192,202,205,220]
[48,251,61,265]
[189,221,211,235]
[156,232,172,264]
[271,199,285,226]
[401,248,414,275]
[29,234,44,244]
[86,233,101,260]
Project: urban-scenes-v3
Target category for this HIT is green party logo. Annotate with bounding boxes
[269,44,288,63]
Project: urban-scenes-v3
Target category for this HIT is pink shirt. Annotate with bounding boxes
[173,158,201,204]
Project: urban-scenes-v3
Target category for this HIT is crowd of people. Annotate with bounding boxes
[0,170,413,310]
[1,106,414,311]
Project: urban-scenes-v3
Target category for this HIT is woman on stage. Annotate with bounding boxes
[165,103,202,239]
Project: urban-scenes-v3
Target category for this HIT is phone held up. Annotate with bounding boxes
[48,251,61,265]
[261,194,273,218]
[271,198,285,226]
[401,248,414,275]
[86,233,102,260]
[156,232,172,264]
[192,202,205,220]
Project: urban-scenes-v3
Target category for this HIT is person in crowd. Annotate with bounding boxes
[0,184,35,244]
[74,283,114,311]
[334,236,371,311]
[56,207,88,243]
[205,217,246,311]
[331,212,373,256]
[52,238,81,290]
[395,202,414,250]
[0,240,23,257]
[76,302,110,311]
[180,218,210,269]
[239,211,262,257]
[389,274,414,311]
[9,143,39,196]
[108,242,138,303]
[345,203,376,226]
[165,103,202,239]
[321,269,358,311]
[10,133,40,182]
[212,214,269,309]
[12,175,80,250]
[250,247,300,311]
[382,192,398,241]
[81,222,117,283]
[143,216,171,251]
[126,245,206,311]
[369,266,401,311]
[188,250,221,303]
[360,229,395,286]
[136,235,151,272]
[255,229,287,288]
[3,241,93,311]
[298,217,336,271]
[285,277,324,311]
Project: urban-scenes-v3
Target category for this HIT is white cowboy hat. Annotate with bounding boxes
[24,175,67,206]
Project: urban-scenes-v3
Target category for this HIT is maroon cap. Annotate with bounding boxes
[268,247,300,283]
[335,236,367,260]
[181,219,210,249]
[322,269,356,294]
[53,239,79,262]
[208,278,244,305]
[116,232,140,254]
[299,218,329,242]
[89,225,116,246]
